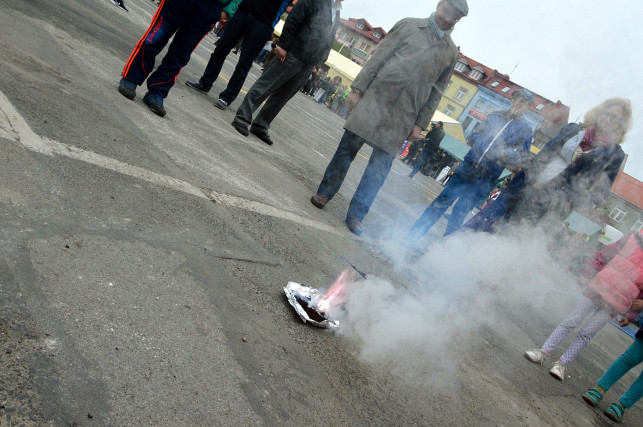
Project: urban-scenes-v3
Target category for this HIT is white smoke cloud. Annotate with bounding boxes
[329,225,581,386]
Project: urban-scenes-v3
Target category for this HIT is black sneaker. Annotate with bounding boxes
[143,92,166,117]
[231,121,249,137]
[214,99,229,110]
[111,0,128,11]
[118,78,136,100]
[250,127,273,145]
[185,80,210,94]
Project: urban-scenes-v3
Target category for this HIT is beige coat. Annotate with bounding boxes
[345,18,458,155]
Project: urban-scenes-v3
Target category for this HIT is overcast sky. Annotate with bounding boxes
[340,0,643,181]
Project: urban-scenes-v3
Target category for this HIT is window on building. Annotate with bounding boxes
[359,42,371,52]
[469,70,483,80]
[632,218,643,231]
[501,87,511,93]
[609,207,627,223]
[373,32,381,38]
[535,104,545,111]
[474,100,485,110]
[486,104,496,114]
[444,104,455,116]
[356,23,365,29]
[490,81,500,88]
[454,87,468,101]
[454,62,467,72]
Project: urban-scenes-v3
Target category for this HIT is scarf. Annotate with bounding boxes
[579,127,613,151]
[428,12,452,39]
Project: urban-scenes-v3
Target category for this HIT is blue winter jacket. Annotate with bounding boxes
[464,110,533,179]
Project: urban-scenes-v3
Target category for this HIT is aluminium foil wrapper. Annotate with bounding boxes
[284,281,338,328]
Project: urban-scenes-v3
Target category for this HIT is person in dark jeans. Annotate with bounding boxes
[118,0,241,117]
[185,0,289,110]
[408,89,534,241]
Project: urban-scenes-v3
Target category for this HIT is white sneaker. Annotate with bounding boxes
[524,349,548,365]
[549,361,566,381]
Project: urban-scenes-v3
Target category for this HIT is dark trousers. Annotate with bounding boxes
[234,53,311,131]
[317,131,394,222]
[409,149,433,177]
[409,162,497,239]
[200,9,273,103]
[121,0,221,98]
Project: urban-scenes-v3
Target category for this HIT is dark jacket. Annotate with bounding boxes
[522,123,625,208]
[238,0,289,27]
[278,0,336,67]
[422,126,446,153]
[464,123,625,231]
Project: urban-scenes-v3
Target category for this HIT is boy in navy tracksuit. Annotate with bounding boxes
[118,0,241,117]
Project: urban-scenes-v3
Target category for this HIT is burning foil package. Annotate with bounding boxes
[284,282,338,328]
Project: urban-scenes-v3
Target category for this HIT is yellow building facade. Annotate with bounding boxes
[437,74,478,122]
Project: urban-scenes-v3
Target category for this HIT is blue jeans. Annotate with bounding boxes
[597,337,643,408]
[409,161,497,239]
[409,148,432,178]
[317,131,394,222]
[121,0,222,98]
[255,49,270,64]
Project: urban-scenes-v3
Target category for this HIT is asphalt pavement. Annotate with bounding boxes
[0,1,641,425]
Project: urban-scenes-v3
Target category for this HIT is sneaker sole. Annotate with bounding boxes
[118,86,136,100]
[549,371,564,381]
[523,353,544,365]
[214,102,228,110]
[143,101,166,117]
[582,395,598,407]
[185,82,209,94]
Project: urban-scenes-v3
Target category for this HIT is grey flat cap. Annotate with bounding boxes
[446,0,468,16]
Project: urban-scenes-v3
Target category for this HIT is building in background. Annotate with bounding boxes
[436,54,569,147]
[603,171,643,235]
[334,18,386,65]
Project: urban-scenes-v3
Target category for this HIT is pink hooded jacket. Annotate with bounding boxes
[587,231,643,317]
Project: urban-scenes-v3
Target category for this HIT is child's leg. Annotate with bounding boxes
[609,339,643,408]
[542,296,596,353]
[597,338,643,393]
[559,307,610,364]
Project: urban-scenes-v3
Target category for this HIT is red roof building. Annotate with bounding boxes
[335,18,387,65]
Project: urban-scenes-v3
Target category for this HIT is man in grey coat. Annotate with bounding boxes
[311,0,468,235]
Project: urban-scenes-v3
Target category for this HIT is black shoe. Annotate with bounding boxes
[185,79,210,94]
[118,78,136,100]
[111,0,128,11]
[214,99,229,110]
[250,127,273,145]
[143,92,166,117]
[231,120,249,137]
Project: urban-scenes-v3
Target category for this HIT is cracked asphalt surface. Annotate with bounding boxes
[1,1,641,425]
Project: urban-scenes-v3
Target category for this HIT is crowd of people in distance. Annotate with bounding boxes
[113,0,641,422]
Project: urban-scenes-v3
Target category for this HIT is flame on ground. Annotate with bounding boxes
[317,269,354,312]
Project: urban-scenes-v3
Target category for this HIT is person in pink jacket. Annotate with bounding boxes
[524,231,643,381]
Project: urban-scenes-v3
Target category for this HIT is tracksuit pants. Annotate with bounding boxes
[121,0,221,98]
